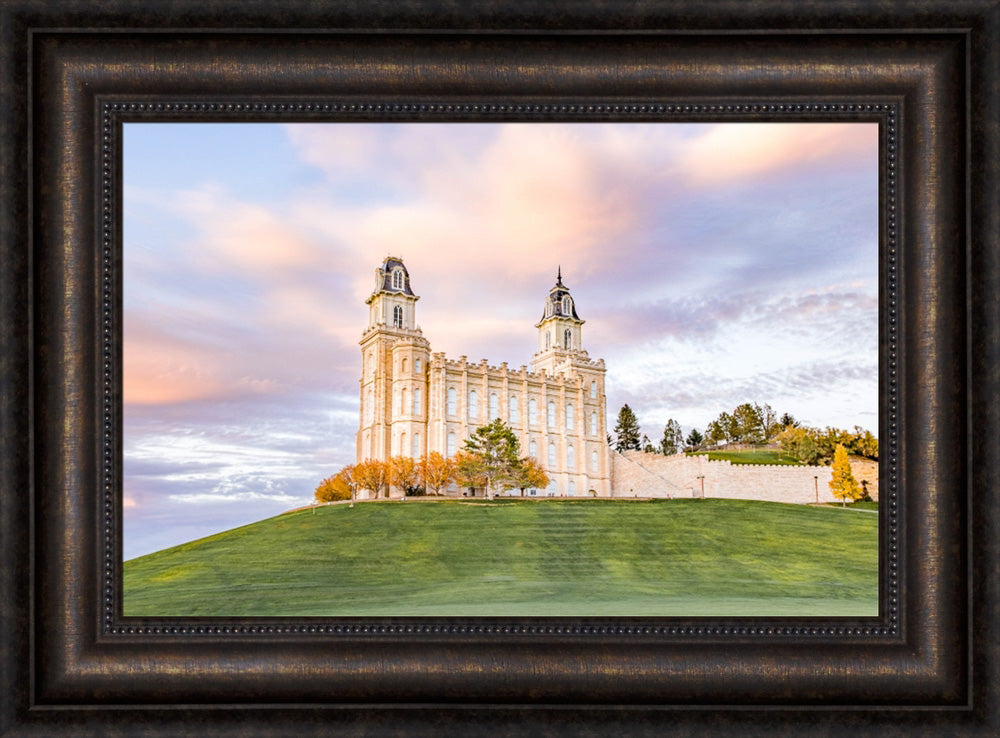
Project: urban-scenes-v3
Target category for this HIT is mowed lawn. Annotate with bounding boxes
[688,449,803,465]
[123,499,878,617]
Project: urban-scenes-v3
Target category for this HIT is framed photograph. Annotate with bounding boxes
[120,119,881,620]
[2,1,997,735]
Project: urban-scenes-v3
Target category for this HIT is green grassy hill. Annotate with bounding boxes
[687,449,803,465]
[123,498,878,618]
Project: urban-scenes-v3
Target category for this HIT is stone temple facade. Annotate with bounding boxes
[357,256,611,497]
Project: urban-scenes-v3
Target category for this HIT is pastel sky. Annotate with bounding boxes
[123,121,879,559]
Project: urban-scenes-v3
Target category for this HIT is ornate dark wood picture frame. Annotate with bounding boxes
[1,1,997,735]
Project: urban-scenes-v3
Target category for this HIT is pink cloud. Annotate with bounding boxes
[287,124,647,304]
[123,316,282,406]
[171,184,322,275]
[674,123,878,186]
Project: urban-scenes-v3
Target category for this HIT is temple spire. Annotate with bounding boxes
[556,265,563,286]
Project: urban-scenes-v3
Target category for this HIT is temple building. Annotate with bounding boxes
[356,256,611,497]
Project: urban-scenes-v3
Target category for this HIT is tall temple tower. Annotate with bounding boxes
[531,267,587,375]
[357,256,430,463]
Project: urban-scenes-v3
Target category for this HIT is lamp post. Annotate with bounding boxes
[814,475,818,504]
[696,475,705,499]
[349,482,355,509]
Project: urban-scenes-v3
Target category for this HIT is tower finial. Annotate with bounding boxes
[557,265,562,284]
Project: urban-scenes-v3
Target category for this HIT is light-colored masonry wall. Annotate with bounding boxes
[610,451,878,504]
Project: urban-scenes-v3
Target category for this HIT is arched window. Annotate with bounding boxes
[590,381,597,399]
[414,358,421,373]
[447,387,456,416]
[447,432,456,456]
[392,268,403,290]
[468,389,479,420]
[401,357,407,373]
[566,403,574,430]
[392,305,403,328]
[591,449,599,472]
[567,444,575,470]
[413,432,421,457]
[548,441,556,469]
[547,401,556,426]
[546,301,553,317]
[400,388,407,415]
[564,328,572,349]
[568,480,576,496]
[413,386,421,415]
[545,332,551,349]
[399,432,407,456]
[366,389,373,423]
[562,296,572,314]
[367,354,374,377]
[529,440,537,458]
[508,395,518,424]
[590,411,597,437]
[489,393,499,420]
[528,397,537,425]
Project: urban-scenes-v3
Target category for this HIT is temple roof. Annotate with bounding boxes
[539,267,581,321]
[374,256,415,296]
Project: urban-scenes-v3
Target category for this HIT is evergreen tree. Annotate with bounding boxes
[659,419,684,455]
[461,418,521,499]
[779,412,799,429]
[829,444,862,506]
[613,404,641,451]
[685,428,704,450]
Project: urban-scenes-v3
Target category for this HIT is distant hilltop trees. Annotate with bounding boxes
[609,402,878,465]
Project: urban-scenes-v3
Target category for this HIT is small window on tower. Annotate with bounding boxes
[562,296,572,314]
[564,329,572,349]
[415,357,421,373]
[392,268,403,290]
[392,305,403,328]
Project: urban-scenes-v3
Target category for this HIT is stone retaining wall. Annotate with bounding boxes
[610,450,862,505]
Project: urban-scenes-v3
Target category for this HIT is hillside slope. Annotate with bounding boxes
[123,498,878,617]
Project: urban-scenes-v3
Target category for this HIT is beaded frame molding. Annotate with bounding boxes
[101,100,899,640]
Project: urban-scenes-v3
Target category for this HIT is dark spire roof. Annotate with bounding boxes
[540,268,581,321]
[375,256,415,296]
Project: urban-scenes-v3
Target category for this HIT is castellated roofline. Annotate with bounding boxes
[428,351,605,382]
